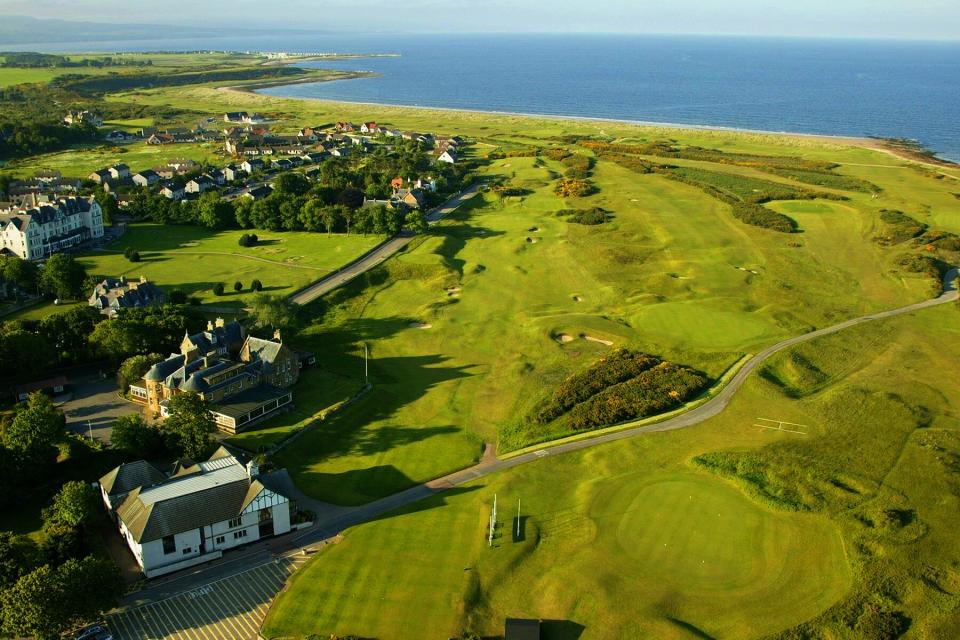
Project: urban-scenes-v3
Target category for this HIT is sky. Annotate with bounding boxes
[0,0,958,41]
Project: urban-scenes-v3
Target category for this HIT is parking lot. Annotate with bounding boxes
[109,555,306,640]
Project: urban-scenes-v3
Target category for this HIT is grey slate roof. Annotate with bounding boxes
[99,460,167,498]
[111,453,289,543]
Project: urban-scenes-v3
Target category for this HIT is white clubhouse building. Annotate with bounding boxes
[99,447,293,578]
[0,196,104,260]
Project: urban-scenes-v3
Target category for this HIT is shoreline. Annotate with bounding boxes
[244,86,959,167]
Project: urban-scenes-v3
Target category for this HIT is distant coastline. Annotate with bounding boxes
[235,81,959,170]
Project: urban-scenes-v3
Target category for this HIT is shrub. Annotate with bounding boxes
[238,233,259,247]
[731,203,798,233]
[554,178,597,198]
[543,148,571,161]
[535,350,662,424]
[127,250,140,262]
[566,362,710,430]
[876,209,927,244]
[167,289,187,305]
[250,279,263,292]
[233,281,243,292]
[212,283,225,296]
[188,296,202,306]
[123,247,133,259]
[557,207,610,225]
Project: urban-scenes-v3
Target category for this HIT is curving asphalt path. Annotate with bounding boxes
[289,185,481,305]
[121,268,957,612]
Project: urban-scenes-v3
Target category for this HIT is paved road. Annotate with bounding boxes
[289,185,482,305]
[119,268,958,621]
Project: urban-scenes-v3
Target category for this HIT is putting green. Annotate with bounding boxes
[611,475,837,595]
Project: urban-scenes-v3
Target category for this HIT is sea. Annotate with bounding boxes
[4,33,959,161]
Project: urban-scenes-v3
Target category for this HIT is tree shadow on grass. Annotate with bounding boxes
[541,620,587,639]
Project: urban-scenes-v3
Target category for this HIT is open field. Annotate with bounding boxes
[270,138,953,504]
[263,304,960,638]
[77,223,384,307]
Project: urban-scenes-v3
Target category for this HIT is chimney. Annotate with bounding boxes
[246,460,259,478]
[140,275,147,284]
[273,329,282,342]
[207,320,214,331]
[215,317,226,328]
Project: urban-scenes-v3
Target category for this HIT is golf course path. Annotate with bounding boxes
[289,185,481,305]
[117,268,957,621]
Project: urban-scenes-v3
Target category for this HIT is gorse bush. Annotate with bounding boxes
[876,209,927,244]
[535,350,662,424]
[556,207,610,225]
[554,178,597,198]
[567,362,710,430]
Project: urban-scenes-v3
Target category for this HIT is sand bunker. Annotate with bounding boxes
[555,333,575,343]
[572,295,583,302]
[410,322,433,329]
[583,335,614,346]
[735,266,760,275]
[525,237,538,244]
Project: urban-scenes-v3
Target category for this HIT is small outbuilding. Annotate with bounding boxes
[505,618,541,640]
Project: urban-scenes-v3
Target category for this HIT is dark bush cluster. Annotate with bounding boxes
[535,350,662,424]
[556,207,610,225]
[876,209,927,244]
[731,202,798,233]
[554,178,598,198]
[567,362,710,430]
[238,233,259,247]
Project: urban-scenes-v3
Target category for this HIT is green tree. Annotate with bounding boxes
[39,253,87,300]
[110,414,165,458]
[250,294,301,334]
[44,481,96,530]
[93,188,118,226]
[213,282,225,296]
[38,305,100,363]
[2,392,64,467]
[197,192,234,229]
[168,289,187,305]
[274,172,310,196]
[0,532,36,589]
[162,393,215,459]
[250,279,263,292]
[233,281,243,293]
[1,256,38,298]
[0,564,66,640]
[117,353,161,393]
[0,330,55,377]
[405,209,429,234]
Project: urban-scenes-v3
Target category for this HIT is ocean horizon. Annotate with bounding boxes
[4,32,958,161]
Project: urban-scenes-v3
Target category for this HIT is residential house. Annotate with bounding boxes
[64,110,102,127]
[305,151,328,163]
[0,197,104,260]
[109,164,131,181]
[241,159,265,174]
[105,130,134,142]
[273,159,292,171]
[153,167,177,180]
[185,176,215,194]
[34,170,62,184]
[13,376,68,402]
[394,188,426,210]
[437,149,458,164]
[223,165,245,182]
[99,447,293,578]
[160,185,185,201]
[360,122,379,134]
[88,169,112,185]
[223,112,249,123]
[335,121,355,132]
[89,276,166,317]
[243,185,274,200]
[390,177,405,191]
[147,133,173,145]
[207,169,226,186]
[132,170,160,188]
[329,147,349,158]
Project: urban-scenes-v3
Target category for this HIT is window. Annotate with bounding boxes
[228,517,242,528]
[233,530,248,540]
[182,547,192,555]
[162,536,176,555]
[215,536,225,544]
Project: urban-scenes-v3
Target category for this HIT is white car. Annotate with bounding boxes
[75,624,114,640]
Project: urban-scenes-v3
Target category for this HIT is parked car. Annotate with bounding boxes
[75,623,114,640]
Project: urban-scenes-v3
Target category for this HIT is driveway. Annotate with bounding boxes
[60,375,138,443]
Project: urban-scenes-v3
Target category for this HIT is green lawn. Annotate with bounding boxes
[78,223,384,307]
[264,306,960,638]
[225,368,364,453]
